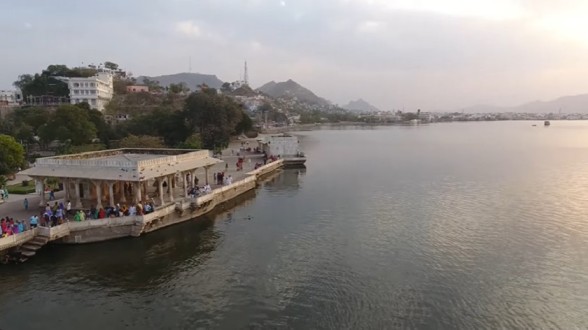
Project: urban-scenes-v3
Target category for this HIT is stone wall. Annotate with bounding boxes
[0,229,38,251]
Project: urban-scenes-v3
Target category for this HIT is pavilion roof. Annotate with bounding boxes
[20,148,223,181]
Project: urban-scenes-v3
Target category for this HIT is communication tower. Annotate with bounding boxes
[244,60,249,86]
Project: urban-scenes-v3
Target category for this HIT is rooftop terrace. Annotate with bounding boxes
[22,148,223,181]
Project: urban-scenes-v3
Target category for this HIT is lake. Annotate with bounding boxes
[1,121,587,329]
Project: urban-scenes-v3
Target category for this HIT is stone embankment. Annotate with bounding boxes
[0,160,288,257]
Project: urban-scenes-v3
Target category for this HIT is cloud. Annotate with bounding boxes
[3,0,588,110]
[24,22,32,29]
[356,20,386,33]
[175,20,202,38]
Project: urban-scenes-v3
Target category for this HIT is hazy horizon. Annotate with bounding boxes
[3,0,588,111]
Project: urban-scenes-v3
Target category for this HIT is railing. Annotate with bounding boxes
[0,228,38,251]
[246,159,284,177]
[35,158,135,168]
[67,216,140,231]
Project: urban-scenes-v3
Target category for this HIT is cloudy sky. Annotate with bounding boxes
[2,0,588,110]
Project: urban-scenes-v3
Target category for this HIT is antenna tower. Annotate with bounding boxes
[244,60,249,85]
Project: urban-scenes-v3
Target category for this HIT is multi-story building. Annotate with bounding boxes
[0,90,23,108]
[62,72,114,111]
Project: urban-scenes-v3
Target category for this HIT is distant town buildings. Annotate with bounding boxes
[58,72,114,111]
[126,85,149,93]
[0,90,23,108]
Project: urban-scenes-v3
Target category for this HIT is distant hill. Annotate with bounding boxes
[137,72,224,90]
[461,94,588,113]
[343,99,380,113]
[257,79,330,106]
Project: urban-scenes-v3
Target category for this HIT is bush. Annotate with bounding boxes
[22,180,29,187]
[6,183,35,194]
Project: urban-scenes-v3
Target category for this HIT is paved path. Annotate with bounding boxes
[0,191,66,222]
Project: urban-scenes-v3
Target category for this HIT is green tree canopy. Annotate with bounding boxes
[38,105,97,146]
[169,82,190,94]
[183,88,243,149]
[0,134,25,175]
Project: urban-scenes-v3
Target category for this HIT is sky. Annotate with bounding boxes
[2,0,588,110]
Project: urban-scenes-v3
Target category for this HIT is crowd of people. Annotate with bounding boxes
[213,172,233,186]
[0,217,28,237]
[70,201,156,222]
[187,184,212,198]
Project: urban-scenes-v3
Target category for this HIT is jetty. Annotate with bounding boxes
[0,136,305,263]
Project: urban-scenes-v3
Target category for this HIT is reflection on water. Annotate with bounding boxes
[2,122,588,329]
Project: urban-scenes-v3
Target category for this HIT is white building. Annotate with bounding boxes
[0,90,23,107]
[258,134,301,157]
[61,72,114,111]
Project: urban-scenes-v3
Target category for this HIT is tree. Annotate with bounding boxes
[235,110,253,134]
[39,105,97,146]
[104,61,119,71]
[220,82,232,93]
[0,134,25,175]
[178,133,202,149]
[183,89,243,149]
[119,135,165,148]
[169,82,190,94]
[142,78,163,92]
[87,109,118,147]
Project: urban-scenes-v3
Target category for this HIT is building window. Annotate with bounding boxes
[90,83,95,87]
[91,90,96,94]
[74,90,79,95]
[73,83,79,87]
[91,99,96,105]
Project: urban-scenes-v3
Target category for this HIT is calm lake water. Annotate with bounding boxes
[1,121,588,329]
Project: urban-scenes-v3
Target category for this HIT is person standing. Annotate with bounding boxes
[23,198,29,210]
[29,215,38,228]
[66,200,71,216]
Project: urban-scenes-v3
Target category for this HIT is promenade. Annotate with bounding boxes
[0,148,265,227]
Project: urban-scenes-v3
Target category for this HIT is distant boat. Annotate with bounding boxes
[532,124,537,127]
[544,121,551,126]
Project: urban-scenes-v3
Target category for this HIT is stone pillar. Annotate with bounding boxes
[135,182,142,204]
[83,181,90,201]
[158,178,165,205]
[38,177,46,207]
[192,169,198,187]
[119,181,126,203]
[74,180,82,208]
[182,171,188,197]
[94,181,103,208]
[108,182,115,207]
[168,175,174,202]
[63,178,69,202]
[204,166,211,185]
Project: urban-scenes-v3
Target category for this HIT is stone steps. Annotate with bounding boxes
[16,235,50,261]
[21,250,36,258]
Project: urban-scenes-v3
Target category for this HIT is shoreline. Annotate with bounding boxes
[0,158,302,262]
